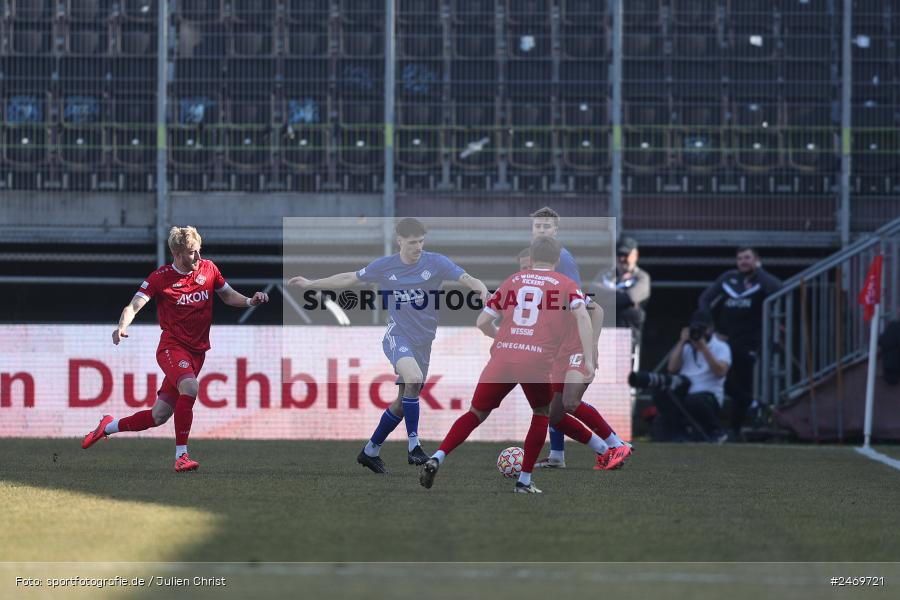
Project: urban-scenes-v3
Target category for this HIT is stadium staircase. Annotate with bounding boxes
[760,216,900,441]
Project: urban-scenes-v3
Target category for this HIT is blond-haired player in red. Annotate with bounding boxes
[81,226,269,472]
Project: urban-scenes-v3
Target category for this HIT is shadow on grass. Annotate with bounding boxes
[3,439,900,599]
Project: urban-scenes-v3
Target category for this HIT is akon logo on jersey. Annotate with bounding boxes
[176,290,210,305]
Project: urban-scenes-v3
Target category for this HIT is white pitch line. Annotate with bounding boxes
[854,446,900,472]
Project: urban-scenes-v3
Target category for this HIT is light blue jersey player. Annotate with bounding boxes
[288,218,488,473]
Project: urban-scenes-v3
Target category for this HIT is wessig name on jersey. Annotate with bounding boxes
[175,290,210,306]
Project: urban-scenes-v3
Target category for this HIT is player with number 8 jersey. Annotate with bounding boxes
[419,236,595,494]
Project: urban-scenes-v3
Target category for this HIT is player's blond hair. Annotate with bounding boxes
[167,226,202,254]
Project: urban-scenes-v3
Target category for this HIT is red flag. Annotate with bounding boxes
[858,254,883,323]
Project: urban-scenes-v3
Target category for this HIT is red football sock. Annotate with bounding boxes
[574,402,613,439]
[117,409,157,432]
[522,414,549,474]
[437,411,481,456]
[174,394,196,446]
[553,413,592,445]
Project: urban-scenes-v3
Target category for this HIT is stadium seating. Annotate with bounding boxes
[673,97,724,171]
[399,24,443,58]
[112,93,156,169]
[400,0,440,23]
[507,100,553,170]
[452,0,494,23]
[451,102,496,169]
[10,0,55,21]
[178,0,223,22]
[624,97,670,171]
[562,100,608,170]
[0,0,892,197]
[122,0,156,21]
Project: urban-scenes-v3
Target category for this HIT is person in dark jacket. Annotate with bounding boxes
[880,320,900,386]
[699,246,781,439]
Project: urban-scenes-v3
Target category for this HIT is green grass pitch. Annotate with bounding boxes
[1,439,899,599]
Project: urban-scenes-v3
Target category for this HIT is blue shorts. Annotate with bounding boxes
[382,330,432,384]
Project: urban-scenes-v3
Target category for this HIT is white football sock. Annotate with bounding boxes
[432,450,446,464]
[605,433,623,448]
[518,471,532,486]
[408,434,420,452]
[176,445,187,458]
[364,441,380,457]
[587,434,609,455]
[104,419,119,435]
[549,450,565,462]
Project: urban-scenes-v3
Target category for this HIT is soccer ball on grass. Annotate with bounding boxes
[497,446,524,478]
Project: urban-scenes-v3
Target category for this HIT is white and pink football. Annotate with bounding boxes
[497,446,524,478]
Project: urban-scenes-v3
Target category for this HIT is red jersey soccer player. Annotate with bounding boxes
[81,226,269,472]
[419,236,594,493]
[545,301,632,471]
[513,249,630,472]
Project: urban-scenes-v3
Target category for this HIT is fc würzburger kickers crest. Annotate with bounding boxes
[196,274,206,285]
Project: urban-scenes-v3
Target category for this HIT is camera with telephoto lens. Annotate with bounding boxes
[687,309,713,343]
[689,323,707,342]
[628,371,692,395]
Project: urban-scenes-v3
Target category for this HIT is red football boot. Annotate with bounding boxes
[82,415,113,449]
[597,444,632,471]
[174,453,200,472]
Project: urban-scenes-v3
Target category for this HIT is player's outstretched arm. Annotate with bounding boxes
[287,272,359,290]
[113,295,148,345]
[458,272,490,304]
[216,285,270,308]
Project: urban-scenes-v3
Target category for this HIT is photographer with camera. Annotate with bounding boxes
[631,310,731,442]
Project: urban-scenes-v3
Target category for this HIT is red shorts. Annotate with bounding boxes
[156,343,206,406]
[551,349,591,382]
[470,359,553,412]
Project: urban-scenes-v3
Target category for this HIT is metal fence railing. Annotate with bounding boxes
[759,217,900,428]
